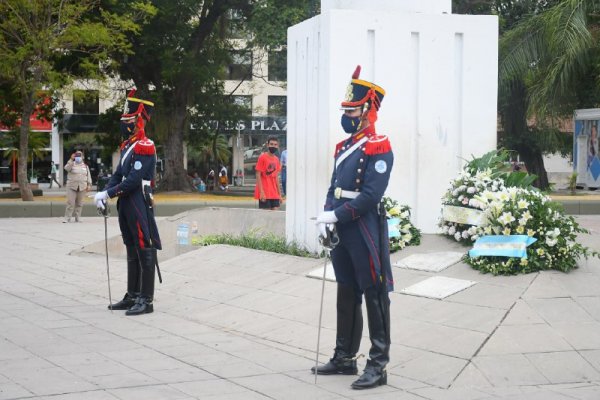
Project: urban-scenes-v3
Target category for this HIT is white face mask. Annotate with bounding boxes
[74,156,82,163]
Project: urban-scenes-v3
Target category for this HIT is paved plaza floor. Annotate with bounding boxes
[2,214,600,399]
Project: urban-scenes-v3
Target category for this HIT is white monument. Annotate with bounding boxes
[286,0,498,251]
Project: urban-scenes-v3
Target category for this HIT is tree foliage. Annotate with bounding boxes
[0,0,155,200]
[99,0,314,192]
[454,0,576,189]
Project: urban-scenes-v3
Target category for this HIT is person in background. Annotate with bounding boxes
[49,161,61,188]
[219,164,229,191]
[206,168,215,191]
[280,148,287,196]
[191,172,205,192]
[254,136,283,210]
[63,150,92,223]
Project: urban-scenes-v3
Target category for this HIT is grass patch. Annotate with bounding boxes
[191,230,318,258]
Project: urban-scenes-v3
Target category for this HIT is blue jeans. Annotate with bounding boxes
[281,167,286,196]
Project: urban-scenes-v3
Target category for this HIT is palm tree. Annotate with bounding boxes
[0,130,49,183]
[197,133,231,171]
[498,0,598,189]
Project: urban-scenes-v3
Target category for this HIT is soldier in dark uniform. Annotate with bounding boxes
[313,66,394,389]
[94,90,162,316]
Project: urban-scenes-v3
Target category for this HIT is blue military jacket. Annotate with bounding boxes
[106,137,156,198]
[325,133,394,291]
[106,136,161,250]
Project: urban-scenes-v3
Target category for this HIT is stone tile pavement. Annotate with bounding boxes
[1,215,600,399]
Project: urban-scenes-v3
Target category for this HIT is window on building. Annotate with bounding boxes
[230,95,252,113]
[73,90,99,114]
[268,96,287,117]
[225,9,248,39]
[268,51,287,82]
[225,51,252,81]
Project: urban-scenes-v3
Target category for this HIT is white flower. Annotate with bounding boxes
[448,226,456,235]
[403,233,413,242]
[454,232,462,241]
[484,191,496,200]
[545,228,560,238]
[517,199,529,209]
[467,187,476,194]
[518,218,527,226]
[522,210,532,221]
[491,202,504,214]
[546,237,558,247]
[475,170,491,181]
[503,227,511,235]
[442,225,449,234]
[498,212,516,225]
[498,192,510,202]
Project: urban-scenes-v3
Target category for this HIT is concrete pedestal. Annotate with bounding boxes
[286,0,498,251]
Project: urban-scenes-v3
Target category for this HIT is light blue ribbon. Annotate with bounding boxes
[469,235,537,258]
[388,217,400,238]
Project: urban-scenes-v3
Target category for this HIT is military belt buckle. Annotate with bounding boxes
[334,187,342,199]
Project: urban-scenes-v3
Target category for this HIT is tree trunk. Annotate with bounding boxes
[18,97,34,201]
[502,80,550,190]
[518,145,550,190]
[160,100,193,192]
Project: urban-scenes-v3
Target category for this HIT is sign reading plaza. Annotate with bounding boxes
[194,116,287,134]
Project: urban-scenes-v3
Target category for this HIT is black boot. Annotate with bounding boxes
[312,284,362,375]
[351,287,390,390]
[126,248,155,316]
[108,246,140,310]
[108,292,136,311]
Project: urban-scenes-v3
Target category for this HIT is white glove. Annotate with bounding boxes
[316,211,338,224]
[317,222,337,238]
[317,222,328,238]
[94,191,108,210]
[94,191,108,203]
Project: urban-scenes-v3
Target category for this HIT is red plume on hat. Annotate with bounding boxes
[352,65,361,79]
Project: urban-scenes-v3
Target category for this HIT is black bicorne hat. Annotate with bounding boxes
[121,89,154,121]
[341,66,385,110]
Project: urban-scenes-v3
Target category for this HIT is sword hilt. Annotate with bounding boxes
[319,225,339,250]
[97,200,109,217]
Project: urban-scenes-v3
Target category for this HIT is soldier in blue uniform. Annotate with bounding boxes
[94,90,162,316]
[313,66,394,389]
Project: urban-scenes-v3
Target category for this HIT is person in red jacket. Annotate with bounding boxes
[254,135,283,210]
